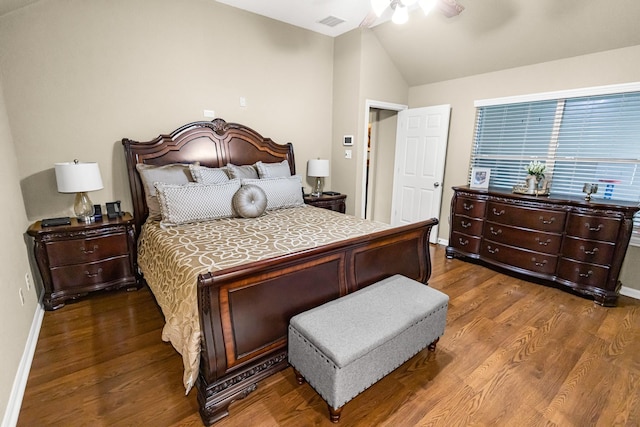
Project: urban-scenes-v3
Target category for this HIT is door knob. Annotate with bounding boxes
[434,182,440,188]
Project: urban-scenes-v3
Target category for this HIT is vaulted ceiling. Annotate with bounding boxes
[2,0,640,87]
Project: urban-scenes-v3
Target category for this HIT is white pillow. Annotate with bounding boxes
[241,176,304,211]
[155,180,241,227]
[136,163,194,219]
[189,164,229,184]
[254,160,291,179]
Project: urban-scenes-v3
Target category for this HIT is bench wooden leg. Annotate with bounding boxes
[328,405,343,423]
[428,337,440,352]
[293,368,305,385]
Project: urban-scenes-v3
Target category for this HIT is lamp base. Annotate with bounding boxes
[311,177,324,197]
[74,192,95,223]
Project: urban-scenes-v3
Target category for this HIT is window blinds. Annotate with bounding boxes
[471,89,640,240]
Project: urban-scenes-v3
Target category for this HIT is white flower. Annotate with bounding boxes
[526,161,546,177]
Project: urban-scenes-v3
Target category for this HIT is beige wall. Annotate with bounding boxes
[408,44,640,290]
[0,0,334,220]
[332,29,408,215]
[0,76,38,421]
[368,108,397,223]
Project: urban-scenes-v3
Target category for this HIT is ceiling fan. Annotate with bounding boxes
[360,0,464,27]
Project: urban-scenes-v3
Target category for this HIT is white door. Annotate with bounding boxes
[390,105,451,244]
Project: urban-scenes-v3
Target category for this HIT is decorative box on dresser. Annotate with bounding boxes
[446,186,639,306]
[304,193,346,213]
[27,213,139,310]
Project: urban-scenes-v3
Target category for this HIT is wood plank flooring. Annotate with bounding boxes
[18,244,640,426]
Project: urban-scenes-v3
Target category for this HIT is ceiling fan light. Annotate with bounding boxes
[419,0,437,15]
[392,4,409,24]
[371,0,390,17]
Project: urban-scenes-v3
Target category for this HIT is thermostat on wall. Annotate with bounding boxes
[343,135,353,146]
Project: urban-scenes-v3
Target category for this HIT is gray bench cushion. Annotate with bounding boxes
[290,274,449,368]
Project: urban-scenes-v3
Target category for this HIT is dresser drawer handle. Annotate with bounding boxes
[458,238,469,246]
[584,223,603,232]
[489,227,502,236]
[576,269,593,278]
[580,246,599,256]
[531,257,547,267]
[80,245,99,255]
[463,203,474,211]
[492,208,505,216]
[535,238,551,246]
[461,221,471,228]
[487,246,499,254]
[85,268,103,279]
[539,216,555,225]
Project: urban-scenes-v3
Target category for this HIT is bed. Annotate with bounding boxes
[122,118,438,425]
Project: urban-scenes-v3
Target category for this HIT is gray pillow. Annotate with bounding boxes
[154,180,241,227]
[255,160,291,179]
[241,176,304,211]
[136,163,194,219]
[189,164,229,184]
[226,163,259,179]
[232,185,267,218]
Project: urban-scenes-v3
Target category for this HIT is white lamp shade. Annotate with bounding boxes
[55,161,104,193]
[307,159,330,178]
[371,0,390,17]
[419,0,437,15]
[392,4,409,24]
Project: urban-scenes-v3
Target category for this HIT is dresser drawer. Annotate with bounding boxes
[454,197,486,218]
[481,240,558,275]
[561,237,615,266]
[557,259,610,289]
[46,233,129,267]
[451,215,484,236]
[486,202,566,233]
[484,221,561,255]
[450,231,481,254]
[565,213,620,242]
[50,255,134,291]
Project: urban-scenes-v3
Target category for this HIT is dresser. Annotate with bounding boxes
[446,186,639,306]
[27,213,139,310]
[304,193,347,213]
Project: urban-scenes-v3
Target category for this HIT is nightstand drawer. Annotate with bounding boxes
[46,233,129,267]
[50,255,134,291]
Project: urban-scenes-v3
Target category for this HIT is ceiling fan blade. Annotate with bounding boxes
[438,0,464,18]
[359,9,378,28]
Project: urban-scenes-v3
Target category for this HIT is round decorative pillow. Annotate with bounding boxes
[232,184,268,218]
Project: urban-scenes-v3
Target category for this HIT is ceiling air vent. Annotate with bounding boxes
[318,15,346,27]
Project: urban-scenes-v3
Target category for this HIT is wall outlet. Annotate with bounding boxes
[25,272,32,291]
[203,109,215,118]
[239,97,247,107]
[345,149,352,159]
[19,288,25,306]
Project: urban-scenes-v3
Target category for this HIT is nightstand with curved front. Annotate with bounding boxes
[27,213,140,310]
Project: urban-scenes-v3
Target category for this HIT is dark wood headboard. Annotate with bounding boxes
[122,118,295,234]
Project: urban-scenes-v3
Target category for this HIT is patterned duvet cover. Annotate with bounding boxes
[137,205,390,392]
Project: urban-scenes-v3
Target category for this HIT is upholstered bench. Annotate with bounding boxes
[288,274,448,423]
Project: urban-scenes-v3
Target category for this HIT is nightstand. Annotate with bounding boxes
[304,193,347,214]
[27,213,139,310]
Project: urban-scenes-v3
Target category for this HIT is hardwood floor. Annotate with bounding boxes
[18,244,640,426]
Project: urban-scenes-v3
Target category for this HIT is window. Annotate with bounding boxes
[471,83,640,244]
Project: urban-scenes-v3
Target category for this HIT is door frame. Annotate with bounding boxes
[360,99,408,219]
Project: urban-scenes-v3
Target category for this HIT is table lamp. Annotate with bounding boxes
[308,159,329,197]
[55,160,104,222]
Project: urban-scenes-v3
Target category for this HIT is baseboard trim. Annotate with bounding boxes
[2,301,44,427]
[437,238,449,247]
[620,286,640,301]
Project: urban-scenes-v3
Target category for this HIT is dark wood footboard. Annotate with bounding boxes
[195,218,437,425]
